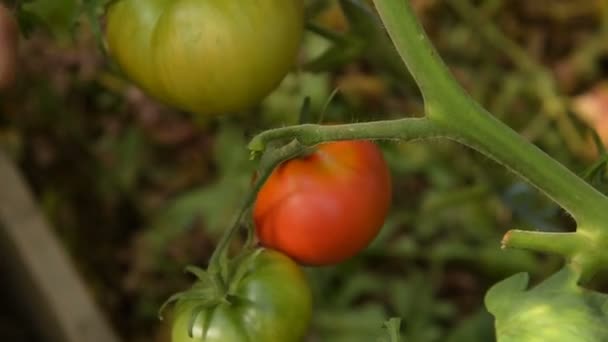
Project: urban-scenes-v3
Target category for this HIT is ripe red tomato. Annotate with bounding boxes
[254,141,392,265]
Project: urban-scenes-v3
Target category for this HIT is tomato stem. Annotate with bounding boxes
[248,118,447,151]
[208,139,313,278]
[502,230,586,259]
[371,0,608,227]
[372,0,608,279]
[504,229,608,281]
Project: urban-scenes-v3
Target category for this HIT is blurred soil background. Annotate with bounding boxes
[2,0,608,341]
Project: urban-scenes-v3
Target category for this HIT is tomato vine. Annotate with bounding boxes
[93,0,608,340]
[243,0,608,339]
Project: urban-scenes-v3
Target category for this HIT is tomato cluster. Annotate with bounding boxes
[105,1,392,341]
[168,140,391,342]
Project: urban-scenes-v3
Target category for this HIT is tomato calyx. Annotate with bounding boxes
[160,248,264,338]
[159,267,227,337]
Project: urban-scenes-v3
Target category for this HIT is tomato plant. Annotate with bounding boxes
[105,0,304,116]
[254,140,392,265]
[0,4,18,91]
[170,249,312,342]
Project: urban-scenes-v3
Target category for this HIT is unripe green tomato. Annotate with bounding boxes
[105,0,304,116]
[171,249,312,342]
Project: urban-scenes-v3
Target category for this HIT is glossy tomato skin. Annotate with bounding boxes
[171,249,312,342]
[254,141,392,265]
[105,0,304,116]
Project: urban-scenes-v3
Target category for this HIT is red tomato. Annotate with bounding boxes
[254,141,392,265]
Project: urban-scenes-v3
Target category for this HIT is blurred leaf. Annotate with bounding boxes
[114,128,144,191]
[313,303,388,342]
[213,122,252,173]
[96,127,146,195]
[23,0,80,38]
[383,143,433,173]
[378,318,403,342]
[445,309,495,342]
[261,71,331,125]
[15,7,46,38]
[333,272,385,307]
[388,275,452,342]
[367,211,412,253]
[144,123,254,256]
[304,22,364,72]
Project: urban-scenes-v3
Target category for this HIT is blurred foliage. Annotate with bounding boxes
[2,0,608,341]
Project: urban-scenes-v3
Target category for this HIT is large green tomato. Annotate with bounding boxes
[105,0,304,116]
[171,249,312,342]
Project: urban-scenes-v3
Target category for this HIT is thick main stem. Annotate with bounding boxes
[372,0,608,229]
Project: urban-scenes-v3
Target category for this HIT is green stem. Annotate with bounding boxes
[372,0,608,230]
[369,0,458,102]
[249,117,446,151]
[502,230,586,259]
[503,229,607,281]
[207,140,311,274]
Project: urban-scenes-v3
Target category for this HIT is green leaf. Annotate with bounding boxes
[332,272,385,307]
[484,272,529,317]
[445,309,495,342]
[304,34,364,72]
[261,72,331,125]
[486,267,608,341]
[23,0,79,38]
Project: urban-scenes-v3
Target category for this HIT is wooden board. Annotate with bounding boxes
[0,150,120,342]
